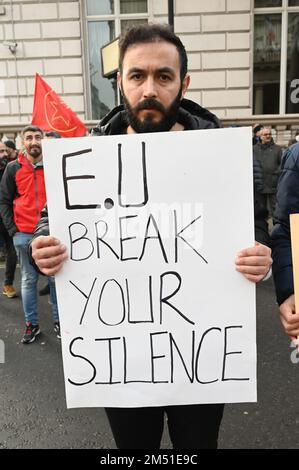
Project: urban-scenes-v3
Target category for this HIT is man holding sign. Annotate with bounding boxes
[30,24,271,449]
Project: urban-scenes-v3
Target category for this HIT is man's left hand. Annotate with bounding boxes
[235,242,272,283]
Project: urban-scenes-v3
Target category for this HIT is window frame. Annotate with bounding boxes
[253,0,299,115]
[82,0,153,120]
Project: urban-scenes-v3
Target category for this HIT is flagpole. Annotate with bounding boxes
[168,0,174,31]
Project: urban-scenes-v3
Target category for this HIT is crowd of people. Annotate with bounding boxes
[0,23,298,449]
[0,129,62,342]
[251,121,299,353]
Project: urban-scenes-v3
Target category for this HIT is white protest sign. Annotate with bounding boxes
[42,127,256,408]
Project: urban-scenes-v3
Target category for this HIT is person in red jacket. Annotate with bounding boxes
[0,125,59,343]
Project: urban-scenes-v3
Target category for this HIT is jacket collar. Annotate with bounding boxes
[92,98,221,136]
[18,151,43,168]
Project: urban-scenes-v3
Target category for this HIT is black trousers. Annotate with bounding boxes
[0,225,17,285]
[105,403,224,449]
[262,193,277,218]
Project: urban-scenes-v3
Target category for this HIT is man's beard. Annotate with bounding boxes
[0,158,8,170]
[123,87,182,133]
[27,146,42,158]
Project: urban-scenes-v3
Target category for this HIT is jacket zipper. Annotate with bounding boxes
[33,168,40,224]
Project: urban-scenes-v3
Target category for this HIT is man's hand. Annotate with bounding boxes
[235,241,272,283]
[31,235,68,276]
[278,295,299,342]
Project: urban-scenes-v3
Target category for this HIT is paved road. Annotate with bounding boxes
[0,267,298,449]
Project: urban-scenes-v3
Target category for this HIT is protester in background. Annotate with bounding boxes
[29,24,272,449]
[44,131,61,139]
[252,123,263,146]
[4,140,18,162]
[272,141,299,342]
[230,125,269,245]
[253,156,270,246]
[253,127,282,221]
[0,126,60,343]
[287,130,299,147]
[0,142,17,298]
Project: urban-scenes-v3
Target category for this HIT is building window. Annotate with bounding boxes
[85,0,149,120]
[287,11,299,112]
[254,0,299,115]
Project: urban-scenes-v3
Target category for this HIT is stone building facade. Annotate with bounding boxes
[0,0,298,145]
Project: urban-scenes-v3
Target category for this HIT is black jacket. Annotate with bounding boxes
[271,142,299,305]
[90,98,222,135]
[30,99,270,264]
[253,157,263,194]
[253,156,270,246]
[0,167,5,232]
[253,140,282,194]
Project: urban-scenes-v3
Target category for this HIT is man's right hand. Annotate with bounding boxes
[278,294,299,341]
[31,235,68,276]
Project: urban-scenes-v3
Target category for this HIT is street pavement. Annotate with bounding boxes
[0,266,298,449]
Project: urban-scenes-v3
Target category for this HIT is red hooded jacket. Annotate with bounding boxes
[0,151,46,236]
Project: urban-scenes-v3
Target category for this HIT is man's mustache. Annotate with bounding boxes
[134,99,166,114]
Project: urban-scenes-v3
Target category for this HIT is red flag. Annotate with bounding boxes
[31,73,87,137]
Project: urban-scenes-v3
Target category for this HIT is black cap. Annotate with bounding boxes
[44,131,61,138]
[4,140,16,150]
[253,124,263,134]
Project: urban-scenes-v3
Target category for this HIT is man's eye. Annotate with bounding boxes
[160,75,171,81]
[130,73,142,80]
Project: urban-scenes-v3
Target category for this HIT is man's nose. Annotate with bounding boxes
[143,77,158,98]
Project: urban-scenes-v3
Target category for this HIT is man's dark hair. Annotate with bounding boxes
[45,131,61,138]
[119,23,188,80]
[4,140,16,150]
[22,125,44,137]
[253,124,263,134]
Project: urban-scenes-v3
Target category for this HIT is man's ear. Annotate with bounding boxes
[181,74,190,99]
[117,72,122,95]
